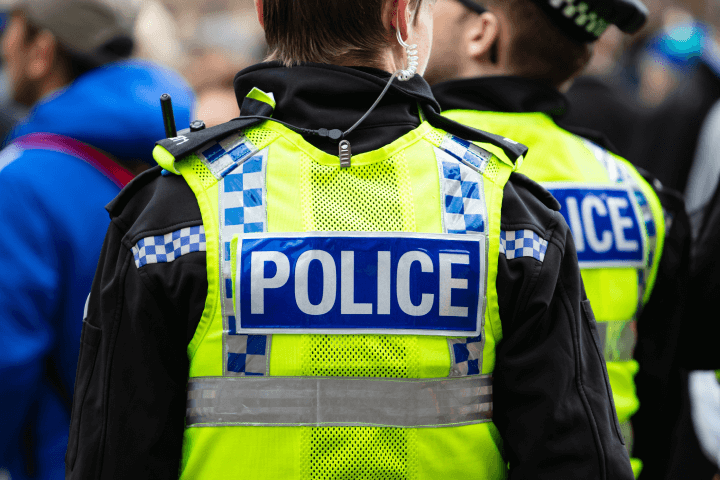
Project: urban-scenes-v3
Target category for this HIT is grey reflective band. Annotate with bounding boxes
[596,320,636,361]
[187,375,493,428]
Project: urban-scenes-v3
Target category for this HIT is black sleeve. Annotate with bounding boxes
[494,174,633,480]
[66,172,207,479]
[632,183,694,478]
[682,177,720,369]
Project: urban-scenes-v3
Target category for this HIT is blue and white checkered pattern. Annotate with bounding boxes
[434,138,490,377]
[198,133,259,180]
[226,334,269,376]
[219,146,271,376]
[440,134,492,173]
[132,226,206,268]
[436,147,488,235]
[448,336,482,377]
[500,229,549,262]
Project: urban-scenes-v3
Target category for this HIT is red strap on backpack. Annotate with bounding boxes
[12,133,135,188]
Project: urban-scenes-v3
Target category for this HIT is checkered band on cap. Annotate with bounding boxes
[131,225,206,268]
[500,230,549,262]
[218,146,271,376]
[435,144,488,236]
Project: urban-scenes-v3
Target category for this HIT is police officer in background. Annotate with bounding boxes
[67,0,632,478]
[426,0,691,477]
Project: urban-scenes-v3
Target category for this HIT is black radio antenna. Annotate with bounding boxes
[160,94,177,139]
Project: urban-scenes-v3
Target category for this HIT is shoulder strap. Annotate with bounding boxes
[12,133,135,188]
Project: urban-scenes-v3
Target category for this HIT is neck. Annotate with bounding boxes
[333,46,407,76]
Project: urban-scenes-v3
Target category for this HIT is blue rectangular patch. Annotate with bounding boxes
[546,184,646,268]
[233,232,486,336]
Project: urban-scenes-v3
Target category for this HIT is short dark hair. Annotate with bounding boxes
[263,0,421,67]
[482,0,593,86]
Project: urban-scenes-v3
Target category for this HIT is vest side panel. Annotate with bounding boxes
[482,159,512,372]
[615,154,666,304]
[180,426,302,479]
[177,155,223,377]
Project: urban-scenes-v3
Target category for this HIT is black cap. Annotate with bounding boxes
[460,0,648,43]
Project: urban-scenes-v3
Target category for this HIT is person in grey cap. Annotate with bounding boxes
[0,1,194,479]
[425,0,691,477]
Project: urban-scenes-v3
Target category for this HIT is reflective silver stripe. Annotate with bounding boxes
[596,320,636,361]
[187,375,493,428]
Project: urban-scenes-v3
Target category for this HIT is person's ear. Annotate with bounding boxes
[465,12,499,64]
[387,0,412,42]
[254,0,264,29]
[26,30,56,81]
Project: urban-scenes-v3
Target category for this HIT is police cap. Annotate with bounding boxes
[458,0,648,43]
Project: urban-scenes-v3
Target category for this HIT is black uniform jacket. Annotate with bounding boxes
[67,65,631,480]
[434,76,693,480]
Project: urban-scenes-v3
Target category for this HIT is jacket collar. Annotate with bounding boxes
[432,76,568,117]
[233,61,440,154]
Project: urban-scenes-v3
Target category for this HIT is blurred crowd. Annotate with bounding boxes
[0,0,266,137]
[0,0,720,478]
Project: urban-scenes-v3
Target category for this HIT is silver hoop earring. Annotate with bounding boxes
[396,28,418,81]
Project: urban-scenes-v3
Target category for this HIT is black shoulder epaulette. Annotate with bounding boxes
[422,105,529,163]
[156,117,264,160]
[156,95,276,160]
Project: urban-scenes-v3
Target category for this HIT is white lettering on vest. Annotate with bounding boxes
[295,250,336,315]
[439,253,470,317]
[377,251,391,315]
[565,196,586,252]
[582,195,613,253]
[606,197,639,252]
[341,251,373,315]
[396,251,434,316]
[251,251,290,314]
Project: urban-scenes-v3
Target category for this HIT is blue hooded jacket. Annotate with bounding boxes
[0,60,194,479]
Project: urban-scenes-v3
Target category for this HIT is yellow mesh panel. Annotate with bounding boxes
[243,125,279,147]
[190,155,217,190]
[294,146,421,479]
[302,151,414,232]
[423,127,445,147]
[303,335,419,378]
[483,157,500,183]
[303,427,418,480]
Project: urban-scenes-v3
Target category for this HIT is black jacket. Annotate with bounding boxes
[433,76,694,480]
[67,64,631,479]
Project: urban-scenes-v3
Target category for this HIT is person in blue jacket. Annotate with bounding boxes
[0,1,194,478]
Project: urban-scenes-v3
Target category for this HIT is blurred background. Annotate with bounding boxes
[0,0,267,134]
[0,0,716,181]
[0,0,717,197]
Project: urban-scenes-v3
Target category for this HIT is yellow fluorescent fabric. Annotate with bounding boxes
[442,109,665,466]
[178,119,513,479]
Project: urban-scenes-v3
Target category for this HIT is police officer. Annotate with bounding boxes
[67,0,632,478]
[426,0,687,477]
